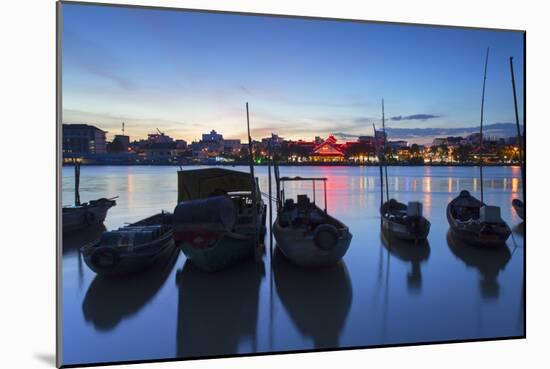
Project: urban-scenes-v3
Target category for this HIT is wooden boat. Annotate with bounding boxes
[63,162,116,233]
[273,172,352,267]
[380,199,430,242]
[63,198,116,233]
[173,168,266,272]
[82,212,174,276]
[446,50,511,247]
[446,190,511,247]
[512,198,524,220]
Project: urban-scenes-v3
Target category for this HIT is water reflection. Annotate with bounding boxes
[82,246,178,331]
[447,231,511,300]
[513,222,524,235]
[381,233,430,293]
[63,224,106,250]
[272,249,352,349]
[176,257,265,358]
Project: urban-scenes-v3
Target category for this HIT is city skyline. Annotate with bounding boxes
[61,3,525,145]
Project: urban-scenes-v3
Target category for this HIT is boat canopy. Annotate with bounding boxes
[177,168,257,202]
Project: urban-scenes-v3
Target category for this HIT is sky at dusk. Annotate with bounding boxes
[61,3,525,144]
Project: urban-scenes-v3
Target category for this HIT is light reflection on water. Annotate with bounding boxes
[61,165,524,366]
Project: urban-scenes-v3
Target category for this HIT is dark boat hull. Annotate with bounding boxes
[446,191,511,247]
[82,213,174,276]
[381,215,430,242]
[512,199,524,220]
[273,205,352,268]
[63,199,116,233]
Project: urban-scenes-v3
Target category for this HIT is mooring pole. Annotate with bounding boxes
[381,99,389,203]
[479,48,489,204]
[74,160,81,206]
[509,57,525,202]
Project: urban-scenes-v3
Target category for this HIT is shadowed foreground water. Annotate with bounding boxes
[61,165,525,366]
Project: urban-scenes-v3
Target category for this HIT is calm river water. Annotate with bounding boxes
[61,165,525,366]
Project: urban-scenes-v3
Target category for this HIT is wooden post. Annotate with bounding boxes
[381,99,389,203]
[74,160,81,206]
[323,179,327,213]
[509,57,525,202]
[268,141,273,258]
[479,48,489,204]
[373,124,384,210]
[245,102,259,243]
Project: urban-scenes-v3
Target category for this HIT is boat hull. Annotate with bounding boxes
[83,235,175,276]
[273,220,352,268]
[176,231,259,272]
[512,199,524,220]
[63,205,112,233]
[446,195,511,247]
[381,216,430,242]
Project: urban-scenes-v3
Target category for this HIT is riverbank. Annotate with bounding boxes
[61,161,522,167]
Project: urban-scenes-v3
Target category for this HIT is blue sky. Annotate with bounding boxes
[61,3,524,144]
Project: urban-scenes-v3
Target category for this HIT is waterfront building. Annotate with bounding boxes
[202,129,223,143]
[310,135,345,162]
[223,139,241,154]
[147,131,174,144]
[387,140,408,150]
[62,123,107,155]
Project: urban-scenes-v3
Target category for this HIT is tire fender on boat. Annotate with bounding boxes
[313,224,339,251]
[90,247,120,270]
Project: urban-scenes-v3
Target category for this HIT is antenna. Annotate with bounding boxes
[122,122,125,136]
[479,48,489,204]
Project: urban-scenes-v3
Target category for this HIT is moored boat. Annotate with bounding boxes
[273,173,352,267]
[63,198,116,233]
[512,198,524,220]
[82,211,174,276]
[173,168,266,272]
[447,190,511,247]
[63,162,116,233]
[380,199,430,242]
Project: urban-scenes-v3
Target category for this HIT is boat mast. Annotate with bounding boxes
[381,99,389,203]
[267,138,273,256]
[479,48,489,204]
[373,124,384,210]
[246,102,255,180]
[74,159,81,206]
[245,102,259,233]
[509,57,525,201]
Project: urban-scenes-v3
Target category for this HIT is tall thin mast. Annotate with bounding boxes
[245,102,259,237]
[267,138,273,258]
[74,160,81,206]
[373,124,384,210]
[381,99,389,202]
[509,57,525,201]
[479,48,489,204]
[246,102,255,179]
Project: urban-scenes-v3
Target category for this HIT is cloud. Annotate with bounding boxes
[390,114,441,121]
